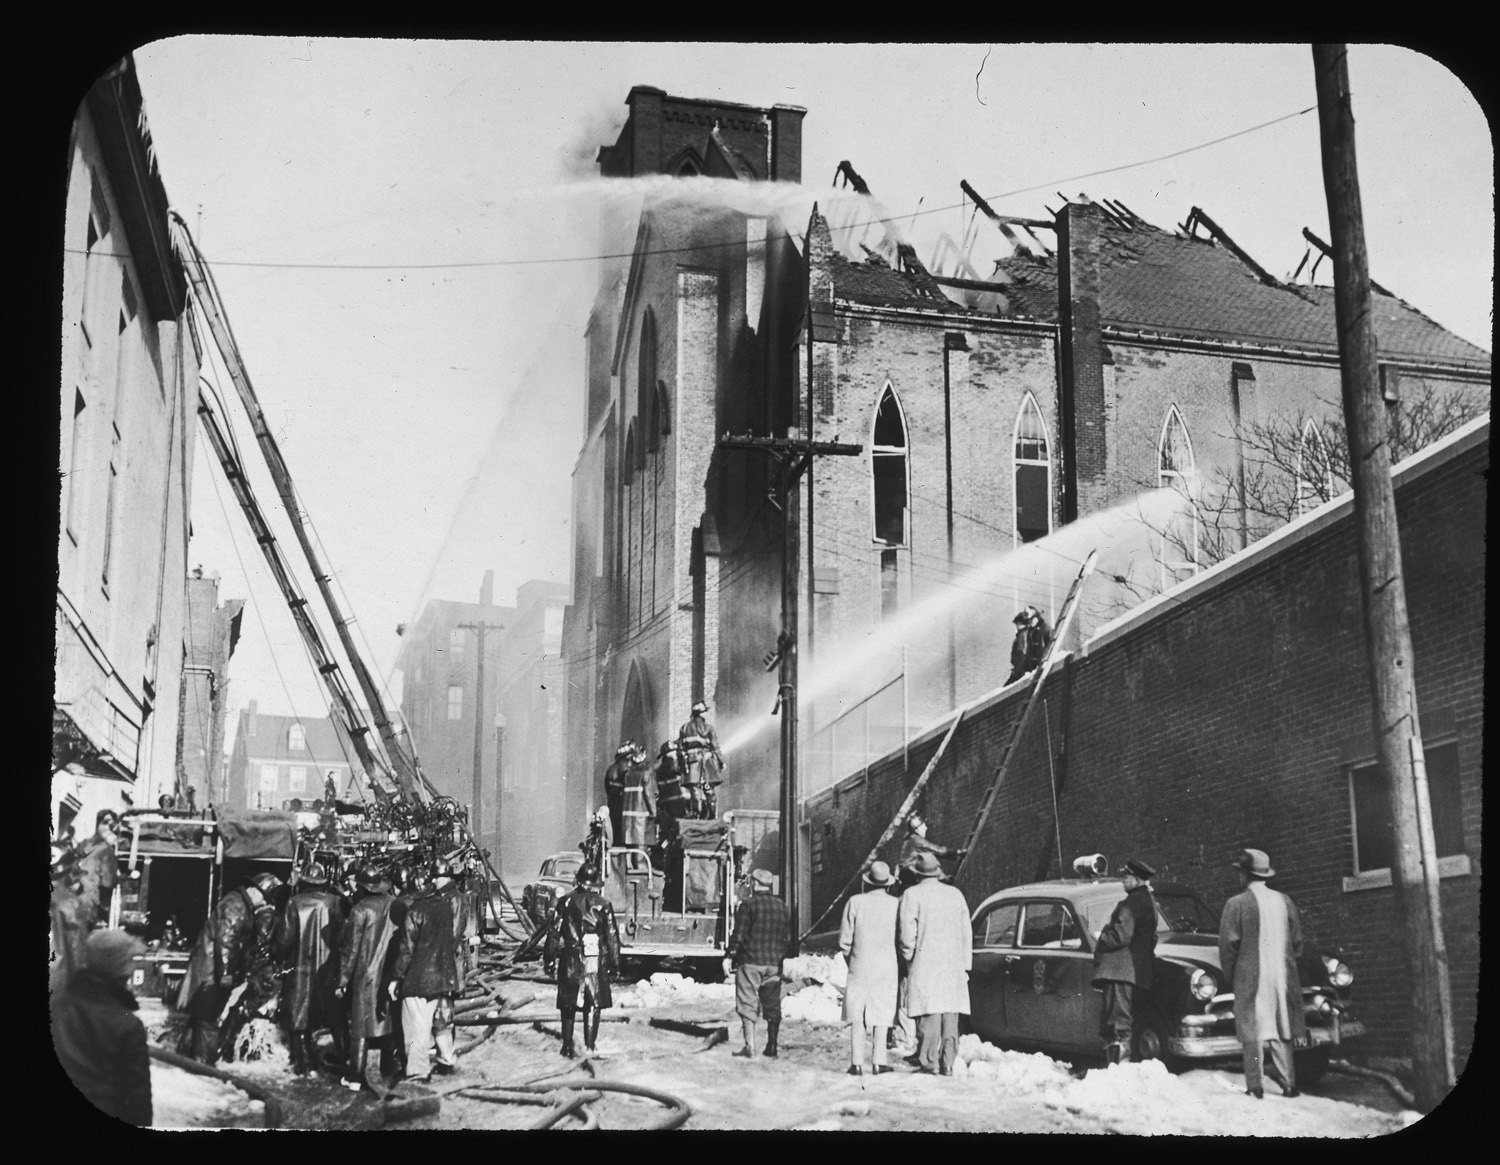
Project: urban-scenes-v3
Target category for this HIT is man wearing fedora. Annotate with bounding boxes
[1090,858,1159,1064]
[1220,848,1307,1098]
[839,860,901,1075]
[898,851,972,1074]
[729,867,794,1060]
[276,862,347,1075]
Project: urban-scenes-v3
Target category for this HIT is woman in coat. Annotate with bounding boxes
[896,851,973,1075]
[336,865,400,1091]
[839,860,901,1075]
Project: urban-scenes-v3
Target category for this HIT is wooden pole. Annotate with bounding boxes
[1311,43,1455,1112]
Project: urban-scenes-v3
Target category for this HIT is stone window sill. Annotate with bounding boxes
[1342,854,1473,893]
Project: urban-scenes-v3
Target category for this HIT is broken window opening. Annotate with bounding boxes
[1014,393,1051,545]
[871,385,908,547]
[1157,405,1199,587]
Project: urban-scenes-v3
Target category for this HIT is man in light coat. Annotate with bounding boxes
[1219,848,1308,1098]
[840,860,900,1075]
[897,851,972,1075]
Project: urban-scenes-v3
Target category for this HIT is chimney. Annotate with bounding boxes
[769,105,806,184]
[625,85,666,175]
[480,570,495,608]
[247,699,258,738]
[1057,201,1108,524]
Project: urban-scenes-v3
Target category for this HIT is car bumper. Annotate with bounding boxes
[1168,1019,1366,1058]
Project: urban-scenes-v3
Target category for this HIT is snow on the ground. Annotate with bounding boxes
[781,981,844,1024]
[613,972,735,1010]
[151,1061,265,1129]
[783,953,847,989]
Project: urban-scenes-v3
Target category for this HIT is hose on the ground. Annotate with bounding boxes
[1328,1059,1418,1109]
[147,1044,282,1128]
[454,1061,690,1130]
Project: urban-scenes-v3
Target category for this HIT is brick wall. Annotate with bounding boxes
[805,426,1486,1071]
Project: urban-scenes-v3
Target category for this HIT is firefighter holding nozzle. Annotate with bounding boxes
[678,700,725,819]
[545,862,622,1059]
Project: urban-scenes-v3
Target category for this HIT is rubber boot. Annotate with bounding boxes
[584,1006,601,1053]
[290,1030,309,1075]
[764,1021,779,1059]
[734,1019,759,1059]
[560,1008,578,1058]
[344,1038,366,1091]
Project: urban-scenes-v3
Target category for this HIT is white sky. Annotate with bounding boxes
[122,40,1492,746]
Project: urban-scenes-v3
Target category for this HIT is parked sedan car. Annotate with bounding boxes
[967,874,1364,1082]
[520,851,583,928]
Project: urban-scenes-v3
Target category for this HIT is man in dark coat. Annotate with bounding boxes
[1220,848,1308,1098]
[603,742,633,841]
[75,810,121,924]
[1006,606,1053,685]
[335,865,399,1092]
[729,868,794,1060]
[276,862,346,1075]
[50,849,92,1000]
[653,741,691,832]
[1090,858,1159,1064]
[545,862,622,1058]
[389,862,463,1082]
[52,928,152,1126]
[176,871,282,1065]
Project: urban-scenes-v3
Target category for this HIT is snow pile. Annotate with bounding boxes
[613,972,735,1010]
[780,981,845,1025]
[150,1061,265,1128]
[954,1034,1075,1093]
[1049,1058,1217,1135]
[783,953,847,989]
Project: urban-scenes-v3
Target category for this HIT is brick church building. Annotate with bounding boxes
[560,85,1489,835]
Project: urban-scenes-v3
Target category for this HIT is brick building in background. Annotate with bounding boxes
[561,85,1488,833]
[804,418,1486,1072]
[225,701,361,811]
[396,573,569,877]
[176,566,243,807]
[54,56,199,834]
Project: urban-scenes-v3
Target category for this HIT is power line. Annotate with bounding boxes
[66,103,1317,273]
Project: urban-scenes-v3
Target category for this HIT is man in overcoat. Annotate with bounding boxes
[1219,848,1307,1098]
[1091,858,1159,1063]
[50,849,92,1000]
[335,864,399,1091]
[52,928,152,1126]
[389,861,463,1082]
[839,860,901,1075]
[892,815,965,1054]
[176,871,282,1065]
[276,862,347,1075]
[729,867,794,1060]
[897,851,972,1075]
[545,862,623,1058]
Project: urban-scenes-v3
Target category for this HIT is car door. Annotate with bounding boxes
[968,901,1020,1045]
[1005,900,1096,1054]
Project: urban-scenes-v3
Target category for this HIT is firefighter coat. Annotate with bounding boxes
[897,877,972,1016]
[178,886,271,1018]
[393,886,461,1000]
[1219,881,1308,1046]
[546,888,622,1010]
[338,890,399,1039]
[276,887,345,1031]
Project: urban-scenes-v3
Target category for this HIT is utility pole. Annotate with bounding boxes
[457,621,504,854]
[1312,43,1454,1112]
[718,433,861,944]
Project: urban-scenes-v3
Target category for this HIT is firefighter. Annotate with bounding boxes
[545,862,622,1058]
[1006,605,1052,684]
[603,742,633,841]
[335,864,400,1092]
[581,804,612,872]
[653,740,691,834]
[389,860,463,1082]
[678,701,725,818]
[176,871,283,1065]
[276,862,347,1075]
[621,743,655,861]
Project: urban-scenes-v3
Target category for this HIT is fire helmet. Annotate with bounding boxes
[251,871,284,895]
[300,863,330,886]
[575,863,602,888]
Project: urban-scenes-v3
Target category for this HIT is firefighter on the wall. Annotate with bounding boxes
[678,701,725,818]
[544,862,622,1059]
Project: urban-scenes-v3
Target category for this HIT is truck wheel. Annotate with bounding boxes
[1294,1047,1331,1087]
[1133,1008,1184,1073]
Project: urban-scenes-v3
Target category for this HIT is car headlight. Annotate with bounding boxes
[1189,967,1218,1001]
[1310,993,1334,1016]
[1322,956,1353,988]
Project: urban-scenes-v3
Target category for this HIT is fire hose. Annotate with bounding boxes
[455,1071,691,1130]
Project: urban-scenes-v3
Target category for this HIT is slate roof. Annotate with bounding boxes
[990,211,1489,368]
[236,711,351,767]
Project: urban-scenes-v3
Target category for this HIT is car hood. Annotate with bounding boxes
[1155,933,1221,970]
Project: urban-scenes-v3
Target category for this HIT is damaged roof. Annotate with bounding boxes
[992,210,1490,367]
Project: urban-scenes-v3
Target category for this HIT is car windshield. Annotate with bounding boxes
[553,856,580,877]
[1080,888,1220,937]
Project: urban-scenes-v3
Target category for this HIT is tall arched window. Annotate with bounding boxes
[1296,419,1332,515]
[1013,394,1051,544]
[638,308,657,460]
[1157,406,1199,585]
[622,421,636,486]
[871,386,908,546]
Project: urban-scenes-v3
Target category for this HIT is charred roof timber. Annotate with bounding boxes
[1302,226,1395,298]
[1182,207,1279,287]
[959,179,1054,259]
[834,160,871,195]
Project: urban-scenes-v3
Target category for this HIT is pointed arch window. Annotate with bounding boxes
[638,309,657,461]
[1296,419,1333,515]
[655,381,670,439]
[1157,406,1199,585]
[1013,394,1051,544]
[871,386,908,547]
[622,421,637,486]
